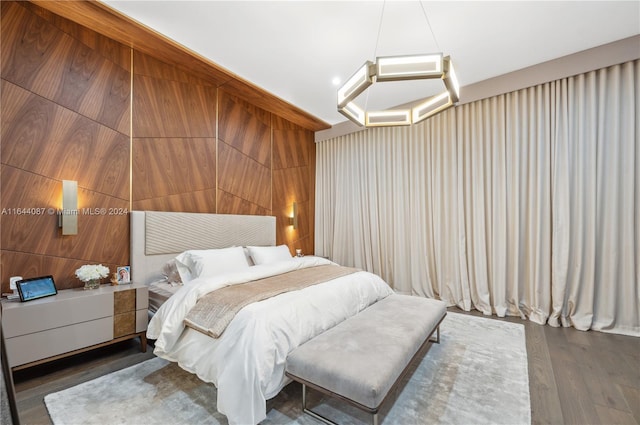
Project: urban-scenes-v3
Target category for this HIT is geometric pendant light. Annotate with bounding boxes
[338,52,460,127]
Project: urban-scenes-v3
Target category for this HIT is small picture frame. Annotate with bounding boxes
[116,266,131,284]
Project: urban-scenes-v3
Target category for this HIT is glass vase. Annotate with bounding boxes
[83,279,101,290]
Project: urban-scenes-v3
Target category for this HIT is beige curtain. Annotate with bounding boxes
[316,60,639,336]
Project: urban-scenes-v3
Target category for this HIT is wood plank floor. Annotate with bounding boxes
[9,308,640,425]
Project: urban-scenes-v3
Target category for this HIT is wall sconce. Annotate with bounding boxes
[59,180,78,235]
[289,202,298,229]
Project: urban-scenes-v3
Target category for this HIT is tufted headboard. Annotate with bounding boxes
[130,211,276,284]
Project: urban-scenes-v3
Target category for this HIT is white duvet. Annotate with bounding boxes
[147,256,393,425]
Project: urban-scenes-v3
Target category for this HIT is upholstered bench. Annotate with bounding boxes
[285,294,447,425]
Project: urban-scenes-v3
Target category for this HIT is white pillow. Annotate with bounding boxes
[247,245,292,265]
[174,251,193,283]
[173,246,250,282]
[189,246,250,280]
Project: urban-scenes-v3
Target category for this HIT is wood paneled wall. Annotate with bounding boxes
[1,1,131,292]
[217,90,272,215]
[131,52,218,213]
[272,116,316,253]
[1,2,317,293]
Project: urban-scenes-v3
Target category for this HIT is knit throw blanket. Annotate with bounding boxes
[184,265,359,338]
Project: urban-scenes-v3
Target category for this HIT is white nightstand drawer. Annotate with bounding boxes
[2,292,113,338]
[5,317,113,368]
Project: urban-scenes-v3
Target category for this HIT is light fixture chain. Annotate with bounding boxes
[364,0,387,111]
[419,1,441,52]
[372,0,386,59]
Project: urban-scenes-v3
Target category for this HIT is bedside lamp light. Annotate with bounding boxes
[59,180,78,235]
[289,202,298,229]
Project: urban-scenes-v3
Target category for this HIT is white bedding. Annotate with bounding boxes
[147,256,393,425]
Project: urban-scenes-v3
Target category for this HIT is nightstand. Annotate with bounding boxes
[303,255,331,260]
[1,283,148,370]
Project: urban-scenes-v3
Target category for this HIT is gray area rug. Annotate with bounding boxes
[44,312,530,425]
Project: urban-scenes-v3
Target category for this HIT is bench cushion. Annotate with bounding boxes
[286,294,446,410]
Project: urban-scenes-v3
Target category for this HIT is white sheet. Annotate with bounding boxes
[147,256,393,424]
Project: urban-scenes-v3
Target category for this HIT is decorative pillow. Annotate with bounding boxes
[174,251,194,283]
[247,245,292,265]
[184,246,250,280]
[162,259,183,286]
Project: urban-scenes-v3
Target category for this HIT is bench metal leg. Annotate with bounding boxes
[302,384,380,425]
[428,325,441,344]
[302,384,338,425]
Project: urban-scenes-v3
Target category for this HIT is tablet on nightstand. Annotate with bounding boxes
[16,275,57,302]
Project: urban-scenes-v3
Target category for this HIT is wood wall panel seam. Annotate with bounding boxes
[217,143,271,210]
[215,88,219,214]
[218,90,271,167]
[270,111,274,215]
[132,187,220,203]
[0,163,131,204]
[0,249,122,263]
[131,137,216,200]
[129,47,134,212]
[1,79,131,139]
[218,140,271,170]
[218,189,273,216]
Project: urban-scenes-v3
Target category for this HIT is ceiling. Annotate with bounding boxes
[102,1,639,126]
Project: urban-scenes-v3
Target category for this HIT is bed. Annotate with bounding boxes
[130,211,393,425]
